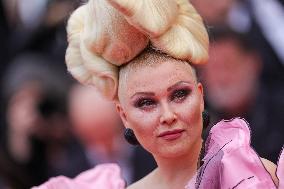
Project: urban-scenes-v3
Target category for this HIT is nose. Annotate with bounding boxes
[159,102,177,125]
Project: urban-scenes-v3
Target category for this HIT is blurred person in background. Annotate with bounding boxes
[0,53,73,188]
[0,0,80,158]
[201,28,284,163]
[0,1,81,186]
[191,0,284,88]
[190,0,251,33]
[191,0,284,163]
[247,0,284,99]
[1,0,78,60]
[68,84,156,185]
[191,0,237,26]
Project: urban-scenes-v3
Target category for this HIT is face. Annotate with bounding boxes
[203,39,260,114]
[69,85,122,145]
[117,60,204,158]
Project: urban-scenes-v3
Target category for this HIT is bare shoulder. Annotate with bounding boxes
[260,158,279,186]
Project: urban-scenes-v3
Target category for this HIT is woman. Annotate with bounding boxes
[33,0,283,188]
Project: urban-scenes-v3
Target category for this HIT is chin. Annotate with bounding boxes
[157,140,196,159]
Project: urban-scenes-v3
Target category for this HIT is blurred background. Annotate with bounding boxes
[0,0,283,188]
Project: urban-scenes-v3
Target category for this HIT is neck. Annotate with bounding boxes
[152,138,202,189]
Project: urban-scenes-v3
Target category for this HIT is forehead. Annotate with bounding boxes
[124,60,196,96]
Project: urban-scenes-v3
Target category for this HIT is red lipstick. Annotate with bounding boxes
[158,129,184,141]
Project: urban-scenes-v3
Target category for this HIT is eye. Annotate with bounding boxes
[134,98,156,110]
[170,89,190,102]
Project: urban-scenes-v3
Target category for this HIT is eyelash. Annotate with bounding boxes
[134,89,191,110]
[170,89,190,102]
[134,98,156,109]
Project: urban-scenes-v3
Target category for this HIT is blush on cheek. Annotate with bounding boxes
[127,109,160,149]
[130,108,160,127]
[177,100,203,131]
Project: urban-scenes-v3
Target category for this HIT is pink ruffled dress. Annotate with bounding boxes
[33,118,284,189]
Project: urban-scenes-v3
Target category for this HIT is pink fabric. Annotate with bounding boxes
[186,118,278,189]
[32,164,125,189]
[33,118,284,189]
[277,149,284,189]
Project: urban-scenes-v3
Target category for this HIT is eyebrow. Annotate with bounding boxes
[167,81,192,92]
[130,92,155,99]
[130,81,192,99]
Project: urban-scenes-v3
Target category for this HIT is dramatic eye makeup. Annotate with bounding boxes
[131,92,156,110]
[167,81,193,103]
[131,81,193,109]
[133,97,157,109]
[170,88,191,102]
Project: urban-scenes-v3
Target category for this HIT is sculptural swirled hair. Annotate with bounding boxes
[65,0,209,99]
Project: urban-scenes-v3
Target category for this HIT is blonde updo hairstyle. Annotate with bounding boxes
[65,0,209,100]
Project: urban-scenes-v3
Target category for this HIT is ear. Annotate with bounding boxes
[197,82,204,112]
[115,102,129,129]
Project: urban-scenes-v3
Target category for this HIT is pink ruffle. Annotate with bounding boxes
[277,149,284,188]
[32,164,125,189]
[186,118,278,189]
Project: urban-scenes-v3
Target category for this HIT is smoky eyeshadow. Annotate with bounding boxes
[133,97,156,108]
[170,88,192,102]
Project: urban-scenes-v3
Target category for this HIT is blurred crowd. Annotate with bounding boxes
[0,0,283,188]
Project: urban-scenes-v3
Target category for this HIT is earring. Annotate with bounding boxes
[202,110,210,129]
[124,128,140,145]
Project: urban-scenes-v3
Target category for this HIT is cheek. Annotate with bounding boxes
[127,108,159,135]
[175,96,203,130]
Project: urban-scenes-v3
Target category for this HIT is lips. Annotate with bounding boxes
[158,129,185,140]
